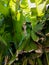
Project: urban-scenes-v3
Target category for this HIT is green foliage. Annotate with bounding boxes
[0,0,49,65]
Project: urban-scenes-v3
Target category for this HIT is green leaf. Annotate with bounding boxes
[37,58,42,65]
[31,16,37,28]
[33,22,44,32]
[22,58,27,65]
[31,31,39,41]
[47,0,49,4]
[24,40,38,52]
[0,1,9,16]
[45,53,49,65]
[0,36,7,46]
[20,0,28,8]
[17,35,30,51]
[17,11,20,21]
[8,54,16,65]
[30,0,35,3]
[45,20,49,35]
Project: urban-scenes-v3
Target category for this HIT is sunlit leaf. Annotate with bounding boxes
[17,11,20,21]
[9,0,16,12]
[20,0,28,8]
[35,0,48,16]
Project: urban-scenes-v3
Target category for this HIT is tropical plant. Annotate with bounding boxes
[0,0,49,65]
